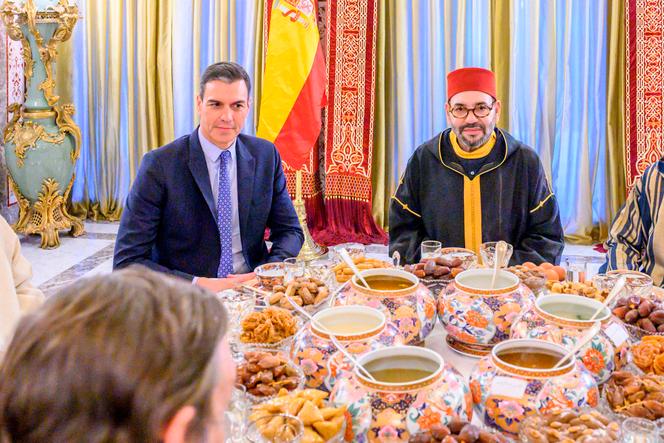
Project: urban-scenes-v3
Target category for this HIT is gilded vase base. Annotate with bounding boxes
[11,176,85,249]
[445,334,493,358]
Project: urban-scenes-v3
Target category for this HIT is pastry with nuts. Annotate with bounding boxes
[332,256,392,283]
[631,335,664,374]
[240,307,298,345]
[268,277,330,311]
[519,409,619,443]
[250,388,346,443]
[547,280,610,301]
[604,371,664,420]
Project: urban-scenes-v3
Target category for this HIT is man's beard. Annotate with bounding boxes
[453,121,496,150]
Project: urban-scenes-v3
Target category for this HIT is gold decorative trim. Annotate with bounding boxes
[492,355,572,379]
[61,173,84,237]
[390,195,422,218]
[455,280,519,296]
[4,118,66,167]
[54,104,81,163]
[7,173,32,232]
[350,278,418,298]
[529,192,554,214]
[4,103,80,167]
[310,322,385,342]
[536,304,609,328]
[22,109,56,119]
[9,176,84,248]
[357,368,442,392]
[0,1,34,87]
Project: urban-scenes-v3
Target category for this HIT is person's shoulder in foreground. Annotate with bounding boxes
[0,215,44,353]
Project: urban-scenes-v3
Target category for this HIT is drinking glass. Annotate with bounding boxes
[620,417,658,443]
[246,414,304,443]
[564,256,588,283]
[224,384,249,443]
[420,240,442,259]
[305,259,334,285]
[283,257,305,282]
[480,241,513,268]
[607,270,654,298]
[217,289,255,359]
[330,243,365,264]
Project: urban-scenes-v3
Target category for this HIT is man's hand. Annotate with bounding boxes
[194,272,255,293]
[226,272,255,283]
[195,277,240,292]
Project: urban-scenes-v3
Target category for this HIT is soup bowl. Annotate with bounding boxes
[438,269,534,356]
[333,268,437,345]
[330,346,472,442]
[510,294,630,383]
[469,339,599,435]
[291,305,400,392]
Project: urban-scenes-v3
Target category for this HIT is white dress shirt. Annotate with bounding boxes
[198,131,250,274]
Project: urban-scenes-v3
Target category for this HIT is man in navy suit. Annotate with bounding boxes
[113,62,303,292]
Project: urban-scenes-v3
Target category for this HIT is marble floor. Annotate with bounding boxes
[20,221,606,297]
[22,221,118,296]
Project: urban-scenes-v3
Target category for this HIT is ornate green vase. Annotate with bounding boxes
[1,0,83,248]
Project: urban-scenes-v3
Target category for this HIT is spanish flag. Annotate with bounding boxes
[257,0,326,170]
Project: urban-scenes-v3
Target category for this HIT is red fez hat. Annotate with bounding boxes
[447,67,496,100]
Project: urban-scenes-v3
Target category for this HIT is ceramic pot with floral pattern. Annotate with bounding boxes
[292,305,400,392]
[438,269,534,356]
[510,293,630,384]
[469,339,599,435]
[330,346,472,443]
[333,269,437,345]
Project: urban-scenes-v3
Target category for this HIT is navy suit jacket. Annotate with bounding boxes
[113,129,304,280]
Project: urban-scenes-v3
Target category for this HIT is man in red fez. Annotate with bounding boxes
[389,67,564,265]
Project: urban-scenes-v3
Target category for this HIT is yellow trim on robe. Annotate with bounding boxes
[450,131,496,159]
[391,196,422,218]
[529,192,554,213]
[449,131,494,257]
[463,176,483,256]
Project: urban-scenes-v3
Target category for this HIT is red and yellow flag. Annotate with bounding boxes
[257,0,326,170]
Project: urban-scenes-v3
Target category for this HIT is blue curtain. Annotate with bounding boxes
[509,0,608,241]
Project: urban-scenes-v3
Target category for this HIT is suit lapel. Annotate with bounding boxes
[188,129,217,222]
[236,136,255,240]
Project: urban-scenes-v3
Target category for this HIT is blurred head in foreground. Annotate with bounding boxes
[0,266,234,443]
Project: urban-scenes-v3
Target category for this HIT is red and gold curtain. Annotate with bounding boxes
[318,0,387,244]
[625,0,664,190]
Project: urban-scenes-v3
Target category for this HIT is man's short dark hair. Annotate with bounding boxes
[0,266,228,443]
[199,62,251,98]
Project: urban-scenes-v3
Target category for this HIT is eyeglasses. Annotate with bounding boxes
[448,101,496,119]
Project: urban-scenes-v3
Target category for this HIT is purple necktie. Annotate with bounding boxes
[217,150,233,277]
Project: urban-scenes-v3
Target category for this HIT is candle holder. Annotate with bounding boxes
[293,169,326,262]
